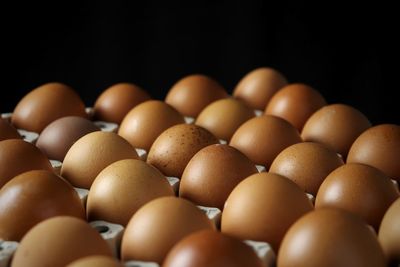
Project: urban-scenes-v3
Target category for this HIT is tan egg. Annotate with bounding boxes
[195,98,255,141]
[270,142,344,195]
[265,83,327,131]
[180,144,258,209]
[165,74,228,117]
[147,124,218,178]
[221,172,313,251]
[347,124,400,183]
[0,170,85,241]
[120,196,215,264]
[11,216,112,267]
[379,198,400,265]
[61,131,139,189]
[233,67,288,110]
[163,230,264,267]
[94,82,151,124]
[0,118,20,141]
[278,208,386,267]
[66,255,123,267]
[0,139,52,188]
[87,159,174,226]
[11,82,87,133]
[302,104,371,158]
[315,163,399,229]
[229,115,302,168]
[118,100,185,151]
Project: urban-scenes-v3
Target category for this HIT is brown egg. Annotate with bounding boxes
[87,159,174,226]
[118,100,185,151]
[165,74,228,117]
[180,144,258,209]
[315,163,399,229]
[66,255,123,267]
[195,98,255,141]
[94,82,151,124]
[163,230,264,267]
[221,172,313,251]
[379,198,400,265]
[233,67,288,110]
[11,82,87,133]
[147,124,218,178]
[0,118,20,141]
[302,104,371,158]
[0,139,52,188]
[36,116,100,161]
[277,208,386,267]
[121,196,215,263]
[61,131,139,189]
[265,83,327,131]
[347,124,400,182]
[11,216,112,267]
[229,115,302,168]
[270,142,344,195]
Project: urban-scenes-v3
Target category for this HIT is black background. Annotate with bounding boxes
[2,1,397,125]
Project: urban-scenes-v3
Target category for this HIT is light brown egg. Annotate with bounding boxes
[265,83,327,131]
[302,104,371,158]
[0,118,20,141]
[61,131,139,189]
[180,144,258,209]
[270,142,344,195]
[87,159,174,226]
[277,208,386,267]
[165,74,228,117]
[118,100,185,151]
[378,198,400,265]
[0,139,52,188]
[147,124,218,178]
[94,82,151,124]
[229,115,302,168]
[347,124,400,182]
[11,216,112,267]
[221,172,313,251]
[11,82,87,133]
[195,98,255,141]
[66,255,123,267]
[233,67,288,110]
[315,163,399,229]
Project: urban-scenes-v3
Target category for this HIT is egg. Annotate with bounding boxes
[265,83,327,131]
[221,172,313,251]
[147,124,218,178]
[0,139,52,188]
[233,67,288,110]
[277,208,386,267]
[11,82,87,133]
[87,159,174,226]
[180,144,258,209]
[66,255,123,267]
[61,131,139,189]
[0,118,20,141]
[94,82,151,124]
[163,229,264,267]
[11,216,112,267]
[118,100,185,151]
[315,163,399,229]
[378,198,400,265]
[165,74,228,117]
[270,142,344,195]
[229,115,302,168]
[195,98,255,141]
[347,124,400,182]
[121,196,215,263]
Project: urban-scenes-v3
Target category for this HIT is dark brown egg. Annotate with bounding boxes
[0,118,20,141]
[66,256,123,267]
[378,198,400,265]
[277,208,386,267]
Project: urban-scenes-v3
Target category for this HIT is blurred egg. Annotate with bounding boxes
[378,198,400,265]
[265,83,327,131]
[94,82,151,124]
[221,172,313,251]
[11,216,112,267]
[165,74,228,117]
[11,82,87,133]
[121,196,215,264]
[66,255,123,267]
[277,208,386,267]
[0,118,20,141]
[61,131,139,189]
[118,100,185,151]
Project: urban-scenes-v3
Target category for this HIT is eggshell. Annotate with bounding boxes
[378,198,400,265]
[66,255,123,267]
[0,118,20,141]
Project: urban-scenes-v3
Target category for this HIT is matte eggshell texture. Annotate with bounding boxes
[379,198,400,265]
[0,118,20,141]
[66,255,123,267]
